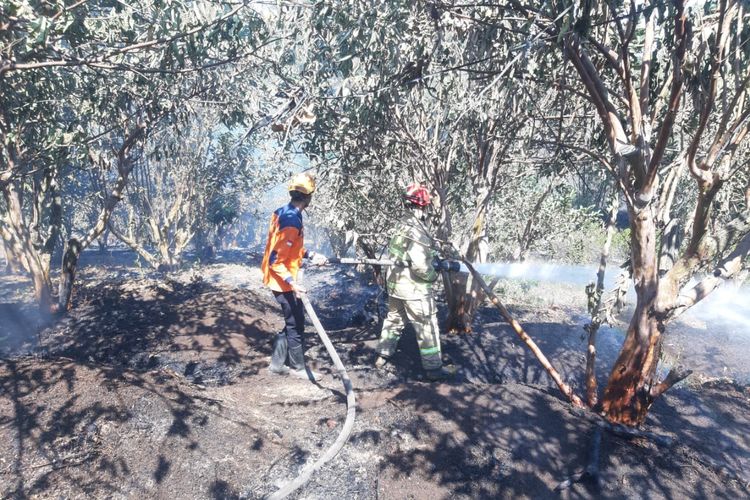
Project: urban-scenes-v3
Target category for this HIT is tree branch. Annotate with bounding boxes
[639,11,656,135]
[647,1,688,176]
[669,228,750,320]
[685,0,736,186]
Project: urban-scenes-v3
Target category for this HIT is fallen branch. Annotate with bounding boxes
[602,420,674,447]
[461,259,585,408]
[557,417,677,492]
[0,452,96,474]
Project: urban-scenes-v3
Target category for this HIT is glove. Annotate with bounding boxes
[433,259,461,273]
[309,251,328,266]
[290,280,307,296]
[393,258,409,268]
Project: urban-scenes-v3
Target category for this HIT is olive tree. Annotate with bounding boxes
[275,1,578,330]
[478,0,750,424]
[0,0,270,311]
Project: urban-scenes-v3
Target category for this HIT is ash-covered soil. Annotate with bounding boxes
[1,251,749,499]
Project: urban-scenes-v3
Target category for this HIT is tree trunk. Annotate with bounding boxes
[155,225,173,270]
[58,126,142,310]
[193,227,215,260]
[513,181,556,262]
[34,169,63,275]
[584,195,620,408]
[1,225,26,274]
[357,238,384,286]
[58,238,82,312]
[600,206,662,425]
[2,182,54,312]
[97,229,110,253]
[445,206,489,333]
[108,221,161,269]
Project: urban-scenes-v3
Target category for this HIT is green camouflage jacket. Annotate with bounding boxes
[386,212,438,299]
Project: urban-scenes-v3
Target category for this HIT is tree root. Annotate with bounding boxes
[601,420,675,448]
[556,426,602,492]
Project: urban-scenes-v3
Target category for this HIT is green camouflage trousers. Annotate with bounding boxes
[377,295,442,370]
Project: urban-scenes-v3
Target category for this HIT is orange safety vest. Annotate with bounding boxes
[261,203,306,292]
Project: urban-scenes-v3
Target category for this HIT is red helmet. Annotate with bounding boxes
[404,183,431,207]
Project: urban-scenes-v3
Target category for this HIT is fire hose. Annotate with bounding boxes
[266,253,581,497]
[267,277,357,500]
[332,255,583,407]
[328,257,402,266]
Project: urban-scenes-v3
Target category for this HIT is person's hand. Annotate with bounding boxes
[291,281,307,296]
[310,252,328,266]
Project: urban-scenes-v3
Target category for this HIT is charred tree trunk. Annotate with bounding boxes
[600,206,662,425]
[58,174,129,309]
[58,238,82,312]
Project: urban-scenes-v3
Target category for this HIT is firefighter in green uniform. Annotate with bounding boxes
[375,183,460,381]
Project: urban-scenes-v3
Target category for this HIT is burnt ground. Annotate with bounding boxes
[1,250,749,499]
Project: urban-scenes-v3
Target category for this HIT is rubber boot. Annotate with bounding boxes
[424,365,456,382]
[374,355,389,369]
[288,345,320,381]
[268,333,289,375]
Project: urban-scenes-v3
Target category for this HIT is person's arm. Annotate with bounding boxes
[304,249,328,266]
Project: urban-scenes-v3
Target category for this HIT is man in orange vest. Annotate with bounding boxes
[261,172,327,379]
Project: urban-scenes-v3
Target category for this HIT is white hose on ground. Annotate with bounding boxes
[266,292,357,500]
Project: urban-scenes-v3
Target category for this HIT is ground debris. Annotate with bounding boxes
[1,257,749,499]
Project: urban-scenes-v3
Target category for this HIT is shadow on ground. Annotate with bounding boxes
[1,257,748,499]
[0,272,298,499]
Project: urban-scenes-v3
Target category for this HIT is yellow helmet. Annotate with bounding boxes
[288,172,316,195]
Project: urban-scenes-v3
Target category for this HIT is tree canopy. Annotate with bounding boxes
[1,0,748,426]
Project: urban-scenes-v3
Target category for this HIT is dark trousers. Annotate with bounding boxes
[273,291,305,350]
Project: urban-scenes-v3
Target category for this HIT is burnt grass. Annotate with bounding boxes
[1,251,749,499]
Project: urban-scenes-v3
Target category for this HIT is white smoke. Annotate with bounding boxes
[680,280,750,334]
[471,260,617,287]
[471,260,749,334]
[469,260,749,382]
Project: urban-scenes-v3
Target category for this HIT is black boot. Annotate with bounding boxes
[374,355,389,369]
[268,333,289,375]
[425,365,457,382]
[288,345,320,381]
